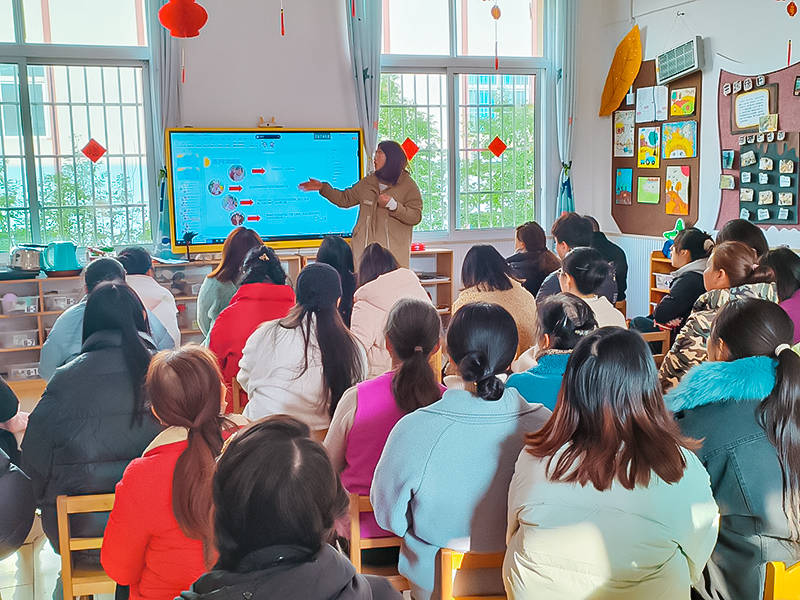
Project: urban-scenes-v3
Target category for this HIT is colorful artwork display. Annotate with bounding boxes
[614,111,635,157]
[670,87,696,116]
[662,121,697,158]
[637,176,661,204]
[722,150,735,169]
[615,168,633,204]
[638,127,661,168]
[666,166,690,215]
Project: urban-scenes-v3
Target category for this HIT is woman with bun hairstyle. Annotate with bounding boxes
[660,241,777,390]
[506,293,598,410]
[558,247,627,328]
[666,299,800,599]
[505,328,718,598]
[506,221,560,296]
[761,247,800,343]
[209,246,295,411]
[371,303,551,600]
[316,236,357,327]
[102,347,248,600]
[300,140,422,269]
[631,227,715,336]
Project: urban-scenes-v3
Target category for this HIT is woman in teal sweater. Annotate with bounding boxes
[197,227,263,339]
[371,303,551,600]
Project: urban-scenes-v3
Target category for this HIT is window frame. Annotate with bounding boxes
[0,0,158,246]
[381,0,550,239]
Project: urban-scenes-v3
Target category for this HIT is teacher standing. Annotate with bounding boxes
[299,140,422,268]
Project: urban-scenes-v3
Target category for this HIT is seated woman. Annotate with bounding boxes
[22,282,161,555]
[506,293,597,410]
[558,247,627,328]
[660,241,777,391]
[0,447,34,561]
[761,247,800,344]
[209,246,295,411]
[178,416,401,600]
[0,378,26,464]
[197,227,264,340]
[506,221,560,296]
[631,227,714,336]
[351,243,432,377]
[238,263,366,438]
[666,299,800,599]
[102,347,249,600]
[371,303,551,600]
[452,245,539,361]
[325,298,444,539]
[505,327,719,598]
[716,217,769,259]
[316,236,357,327]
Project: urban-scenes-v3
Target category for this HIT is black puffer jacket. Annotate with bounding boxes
[506,250,560,296]
[21,330,161,551]
[179,545,401,600]
[0,377,20,464]
[0,448,34,559]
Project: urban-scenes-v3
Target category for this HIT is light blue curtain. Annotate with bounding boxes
[553,0,577,215]
[345,0,382,163]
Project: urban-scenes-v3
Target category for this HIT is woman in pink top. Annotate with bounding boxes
[762,248,800,344]
[325,298,444,544]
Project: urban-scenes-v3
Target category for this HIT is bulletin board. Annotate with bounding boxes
[717,64,800,229]
[610,60,702,236]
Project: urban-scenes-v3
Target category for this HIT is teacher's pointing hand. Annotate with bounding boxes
[299,178,323,192]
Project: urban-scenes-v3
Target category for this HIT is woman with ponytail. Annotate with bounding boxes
[101,346,248,600]
[209,246,295,411]
[371,303,550,600]
[237,263,366,438]
[665,298,800,600]
[660,240,777,390]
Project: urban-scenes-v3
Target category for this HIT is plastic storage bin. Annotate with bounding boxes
[43,294,81,312]
[654,273,674,291]
[7,362,40,381]
[0,329,39,349]
[1,295,39,315]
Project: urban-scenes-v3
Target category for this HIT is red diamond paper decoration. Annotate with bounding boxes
[401,137,419,161]
[488,136,507,158]
[82,139,107,163]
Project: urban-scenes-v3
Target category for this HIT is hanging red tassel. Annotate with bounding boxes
[351,0,356,17]
[280,0,285,36]
[491,3,501,71]
[181,46,186,83]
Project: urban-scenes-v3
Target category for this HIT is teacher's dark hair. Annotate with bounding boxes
[375,140,408,186]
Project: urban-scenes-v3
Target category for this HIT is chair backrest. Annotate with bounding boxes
[765,561,800,600]
[639,329,671,367]
[348,494,408,591]
[429,348,443,383]
[437,548,506,600]
[55,493,116,599]
[231,378,245,414]
[615,300,627,316]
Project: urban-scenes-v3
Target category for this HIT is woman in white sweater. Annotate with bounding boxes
[559,247,627,328]
[237,263,366,438]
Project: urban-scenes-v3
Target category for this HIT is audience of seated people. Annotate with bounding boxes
[350,243,432,377]
[505,327,719,597]
[761,247,800,344]
[506,220,560,296]
[39,257,174,381]
[102,347,248,600]
[197,227,264,341]
[316,235,358,327]
[209,246,295,411]
[507,293,598,409]
[558,247,627,328]
[660,240,777,390]
[666,299,800,599]
[178,416,401,600]
[371,303,551,600]
[585,215,629,304]
[237,262,366,438]
[537,212,617,303]
[631,227,714,337]
[452,245,540,362]
[117,246,181,347]
[325,299,444,542]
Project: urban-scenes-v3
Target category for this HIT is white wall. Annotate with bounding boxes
[179,0,357,128]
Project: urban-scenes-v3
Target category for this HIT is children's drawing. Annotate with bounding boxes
[666,166,690,215]
[638,127,661,168]
[662,121,697,159]
[614,111,635,157]
[637,176,661,204]
[615,168,633,205]
[670,87,696,116]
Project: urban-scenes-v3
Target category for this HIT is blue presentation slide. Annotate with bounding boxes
[168,130,362,245]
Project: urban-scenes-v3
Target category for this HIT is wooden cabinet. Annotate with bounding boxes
[649,250,677,313]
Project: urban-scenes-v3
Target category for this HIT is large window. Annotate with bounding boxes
[0,0,154,250]
[379,0,545,233]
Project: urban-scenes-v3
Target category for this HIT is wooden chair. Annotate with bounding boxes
[55,493,116,599]
[639,329,671,368]
[438,549,506,600]
[764,561,800,600]
[614,300,627,316]
[231,378,246,414]
[429,348,443,384]
[348,494,409,592]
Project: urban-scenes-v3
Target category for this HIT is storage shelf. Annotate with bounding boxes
[419,277,451,285]
[650,287,670,294]
[0,345,42,353]
[436,307,450,316]
[0,310,65,319]
[652,257,671,264]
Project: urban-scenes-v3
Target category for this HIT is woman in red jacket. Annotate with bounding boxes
[209,246,295,412]
[101,346,248,600]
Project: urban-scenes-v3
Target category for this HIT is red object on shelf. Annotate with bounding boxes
[411,242,426,252]
[488,136,507,157]
[81,139,107,163]
[401,137,420,161]
[158,0,208,38]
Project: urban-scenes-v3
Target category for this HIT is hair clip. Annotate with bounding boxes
[258,253,269,261]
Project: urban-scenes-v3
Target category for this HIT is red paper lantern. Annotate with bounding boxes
[159,0,208,38]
